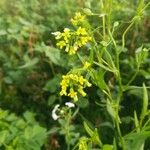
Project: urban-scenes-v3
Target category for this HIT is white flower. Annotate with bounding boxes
[64,28,70,32]
[65,102,75,108]
[52,104,60,120]
[51,31,61,36]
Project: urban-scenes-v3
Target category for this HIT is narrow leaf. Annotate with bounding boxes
[83,121,93,137]
[140,83,148,120]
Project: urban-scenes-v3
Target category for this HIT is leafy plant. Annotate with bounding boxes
[52,0,150,149]
[0,109,47,150]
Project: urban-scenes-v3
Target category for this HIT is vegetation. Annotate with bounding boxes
[0,0,150,150]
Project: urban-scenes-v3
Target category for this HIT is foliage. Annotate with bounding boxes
[0,109,47,150]
[0,0,83,112]
[52,0,150,149]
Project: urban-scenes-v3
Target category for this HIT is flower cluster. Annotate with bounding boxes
[60,74,91,101]
[71,12,86,26]
[52,13,92,55]
[75,27,92,48]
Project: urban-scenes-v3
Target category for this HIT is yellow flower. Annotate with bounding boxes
[68,46,78,55]
[60,79,68,87]
[78,86,86,96]
[62,28,71,42]
[82,36,92,44]
[68,88,78,101]
[76,27,87,35]
[53,12,92,55]
[71,12,86,26]
[78,76,86,85]
[56,41,66,49]
[60,74,91,101]
[86,81,92,87]
[75,12,84,20]
[60,79,68,96]
[71,74,78,81]
[60,89,67,96]
[75,27,92,48]
[83,61,91,69]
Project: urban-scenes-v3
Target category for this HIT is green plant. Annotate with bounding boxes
[0,0,88,110]
[53,0,150,149]
[0,109,47,150]
[50,102,80,150]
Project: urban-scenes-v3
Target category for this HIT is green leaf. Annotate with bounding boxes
[18,57,39,69]
[103,49,116,71]
[140,83,148,120]
[125,131,150,150]
[83,122,94,137]
[92,129,102,146]
[91,69,108,90]
[136,0,145,16]
[24,127,33,139]
[47,127,60,134]
[48,95,57,106]
[102,144,113,150]
[23,111,35,123]
[0,109,9,119]
[106,99,116,120]
[0,130,9,145]
[45,47,60,65]
[134,111,140,132]
[32,125,47,142]
[139,70,150,79]
[43,75,61,93]
[76,97,89,108]
[94,61,116,74]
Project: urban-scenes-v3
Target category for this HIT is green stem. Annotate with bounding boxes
[115,115,126,150]
[141,1,150,13]
[49,61,55,75]
[108,30,117,49]
[108,29,123,92]
[115,90,126,150]
[100,0,106,38]
[122,1,150,50]
[125,85,150,90]
[102,15,106,38]
[107,0,112,33]
[66,111,71,150]
[124,68,139,91]
[122,21,135,50]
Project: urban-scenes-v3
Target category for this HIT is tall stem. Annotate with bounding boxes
[122,21,135,50]
[66,111,71,150]
[115,114,126,150]
[100,0,106,38]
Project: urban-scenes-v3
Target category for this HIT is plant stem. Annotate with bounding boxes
[124,68,139,91]
[66,111,71,150]
[115,89,126,150]
[122,1,150,50]
[100,0,106,38]
[122,20,135,50]
[115,115,126,150]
